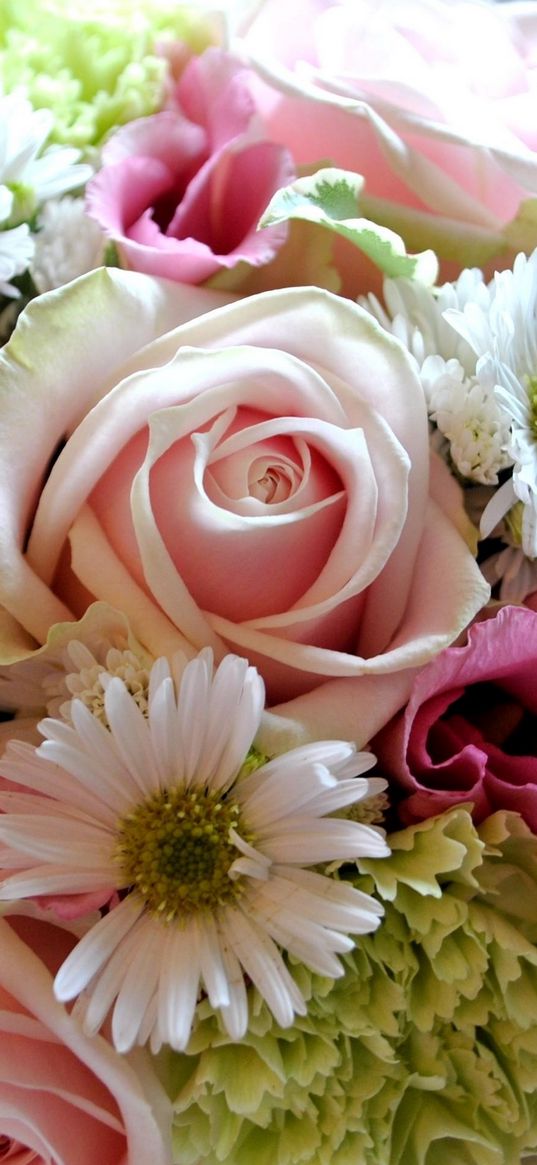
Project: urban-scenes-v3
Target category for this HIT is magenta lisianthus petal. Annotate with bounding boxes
[375,605,537,827]
[85,47,295,285]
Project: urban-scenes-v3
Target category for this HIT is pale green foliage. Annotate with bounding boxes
[259,168,439,285]
[0,0,219,150]
[166,808,537,1164]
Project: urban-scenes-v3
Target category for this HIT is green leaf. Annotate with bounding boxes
[259,167,439,284]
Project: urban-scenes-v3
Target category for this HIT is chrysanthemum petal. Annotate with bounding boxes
[202,657,265,790]
[259,818,389,864]
[68,698,144,809]
[103,677,160,793]
[2,741,118,826]
[157,922,201,1051]
[261,869,382,931]
[229,829,272,882]
[245,901,349,979]
[148,674,179,787]
[0,813,112,867]
[236,760,338,829]
[214,921,249,1041]
[0,866,115,899]
[82,919,153,1038]
[0,790,107,825]
[302,775,387,818]
[225,908,307,1029]
[198,915,231,1010]
[54,895,144,1001]
[176,650,213,787]
[111,918,162,1052]
[246,741,357,790]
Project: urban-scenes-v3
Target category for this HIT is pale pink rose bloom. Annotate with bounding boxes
[0,269,488,745]
[374,605,537,827]
[236,0,537,239]
[86,47,294,283]
[0,909,172,1164]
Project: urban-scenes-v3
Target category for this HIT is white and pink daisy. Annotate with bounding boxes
[0,648,387,1054]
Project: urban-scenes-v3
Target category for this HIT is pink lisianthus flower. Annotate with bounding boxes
[86,47,295,284]
[0,908,172,1165]
[236,0,537,274]
[374,605,537,828]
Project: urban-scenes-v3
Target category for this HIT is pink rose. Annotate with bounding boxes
[374,605,537,827]
[0,909,172,1164]
[0,268,487,743]
[236,0,537,265]
[86,47,294,283]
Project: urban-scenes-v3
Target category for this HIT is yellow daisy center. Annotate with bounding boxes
[115,787,248,921]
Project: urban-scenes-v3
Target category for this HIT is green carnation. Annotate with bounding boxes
[163,809,537,1164]
[0,0,219,150]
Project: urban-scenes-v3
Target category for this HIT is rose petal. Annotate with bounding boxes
[0,916,172,1165]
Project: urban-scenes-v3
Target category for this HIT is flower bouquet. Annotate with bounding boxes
[1,1,537,1162]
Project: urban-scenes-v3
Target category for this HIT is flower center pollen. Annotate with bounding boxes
[115,787,247,921]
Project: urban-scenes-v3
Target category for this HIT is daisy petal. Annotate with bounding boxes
[54,896,144,1001]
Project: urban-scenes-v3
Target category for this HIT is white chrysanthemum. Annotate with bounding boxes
[0,222,35,297]
[479,500,537,602]
[362,268,487,377]
[445,250,537,556]
[481,544,537,604]
[43,639,151,725]
[0,612,151,717]
[361,270,509,485]
[421,353,511,485]
[0,91,92,227]
[0,649,387,1054]
[31,197,105,293]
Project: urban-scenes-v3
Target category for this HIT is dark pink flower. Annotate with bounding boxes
[86,47,295,283]
[374,605,537,828]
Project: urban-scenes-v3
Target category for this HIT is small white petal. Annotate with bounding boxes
[111,921,162,1053]
[54,896,144,1001]
[103,678,159,793]
[225,908,306,1029]
[0,813,112,867]
[0,867,115,900]
[259,818,389,864]
[83,920,153,1037]
[157,923,201,1052]
[198,915,231,1010]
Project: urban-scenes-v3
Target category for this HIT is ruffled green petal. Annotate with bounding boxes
[0,1,220,149]
[164,808,537,1164]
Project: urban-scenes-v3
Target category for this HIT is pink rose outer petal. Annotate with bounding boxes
[375,605,537,827]
[0,914,172,1165]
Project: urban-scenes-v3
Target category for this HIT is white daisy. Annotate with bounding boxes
[31,197,105,293]
[0,649,387,1054]
[0,91,92,228]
